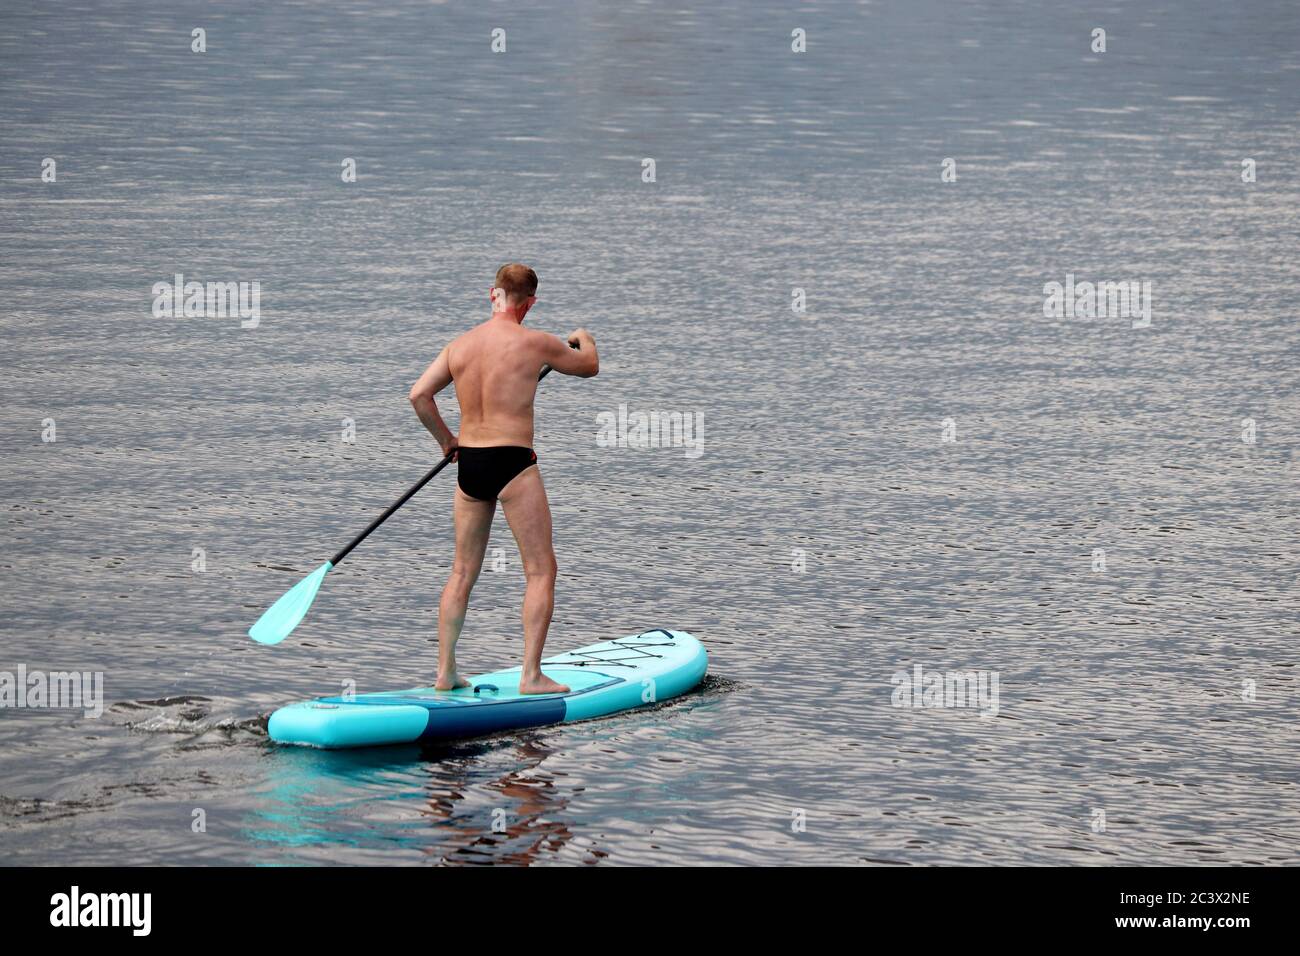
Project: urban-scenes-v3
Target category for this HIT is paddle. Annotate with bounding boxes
[248,352,570,645]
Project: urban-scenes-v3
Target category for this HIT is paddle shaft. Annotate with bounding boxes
[328,359,562,567]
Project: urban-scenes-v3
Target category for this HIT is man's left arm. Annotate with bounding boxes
[408,346,457,456]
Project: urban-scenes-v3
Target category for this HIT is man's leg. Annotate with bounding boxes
[436,487,495,690]
[498,466,569,694]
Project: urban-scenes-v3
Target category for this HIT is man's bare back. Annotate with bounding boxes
[407,264,597,695]
[449,320,573,447]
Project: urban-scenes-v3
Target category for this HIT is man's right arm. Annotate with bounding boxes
[408,345,457,455]
[541,328,599,377]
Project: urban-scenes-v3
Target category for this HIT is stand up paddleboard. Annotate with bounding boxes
[268,629,707,748]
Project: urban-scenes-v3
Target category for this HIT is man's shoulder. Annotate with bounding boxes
[521,326,560,351]
[448,324,488,352]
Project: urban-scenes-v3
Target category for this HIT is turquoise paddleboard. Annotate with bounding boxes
[268,629,707,748]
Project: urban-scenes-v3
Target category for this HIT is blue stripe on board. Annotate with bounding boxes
[416,696,568,741]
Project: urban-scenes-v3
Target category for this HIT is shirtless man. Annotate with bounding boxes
[408,264,598,695]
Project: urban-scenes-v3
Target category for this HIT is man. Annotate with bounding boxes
[408,264,598,695]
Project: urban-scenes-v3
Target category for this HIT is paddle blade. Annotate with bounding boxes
[249,561,333,645]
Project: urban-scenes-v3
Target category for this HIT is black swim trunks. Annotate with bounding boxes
[456,446,538,501]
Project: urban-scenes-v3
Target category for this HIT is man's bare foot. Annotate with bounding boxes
[519,672,570,695]
[435,671,471,691]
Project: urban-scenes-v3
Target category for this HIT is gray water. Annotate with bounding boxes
[2,0,1298,866]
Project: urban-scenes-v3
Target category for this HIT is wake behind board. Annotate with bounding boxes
[268,629,707,749]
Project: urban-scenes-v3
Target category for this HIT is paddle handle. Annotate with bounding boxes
[329,343,577,567]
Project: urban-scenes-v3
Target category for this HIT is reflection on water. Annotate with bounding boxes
[240,679,736,865]
[1,0,1298,864]
[247,735,587,865]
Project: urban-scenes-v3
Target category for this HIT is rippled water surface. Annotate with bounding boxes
[2,0,1298,865]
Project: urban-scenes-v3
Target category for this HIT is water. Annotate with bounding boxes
[2,0,1298,865]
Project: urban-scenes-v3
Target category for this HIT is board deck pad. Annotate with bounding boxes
[268,629,707,748]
